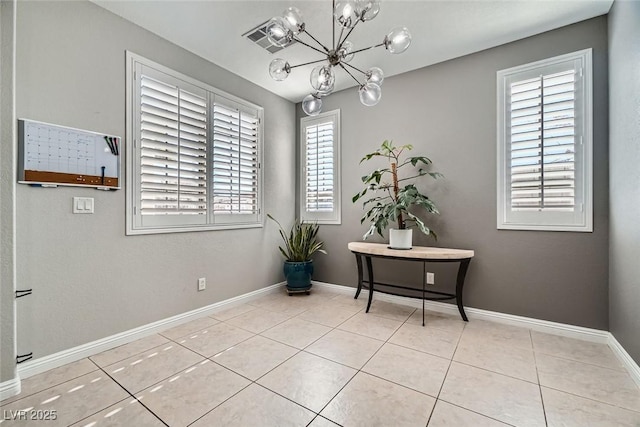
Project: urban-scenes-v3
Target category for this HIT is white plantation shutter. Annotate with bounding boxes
[306,121,334,212]
[212,98,260,223]
[139,75,207,218]
[509,69,576,211]
[128,54,263,234]
[497,49,592,232]
[300,110,341,224]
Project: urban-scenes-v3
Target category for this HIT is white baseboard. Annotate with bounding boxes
[11,279,640,394]
[313,281,609,342]
[17,282,285,380]
[609,334,640,388]
[0,376,20,402]
[312,280,640,385]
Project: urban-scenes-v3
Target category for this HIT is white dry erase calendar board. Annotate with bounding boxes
[18,119,121,189]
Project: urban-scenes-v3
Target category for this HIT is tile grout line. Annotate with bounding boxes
[532,337,640,414]
[297,297,390,419]
[16,291,635,425]
[187,294,355,426]
[170,296,349,423]
[531,329,550,427]
[450,360,541,386]
[98,343,255,427]
[426,316,466,426]
[533,349,630,373]
[300,296,504,425]
[536,384,640,415]
[184,377,254,426]
[123,306,640,424]
[97,342,250,426]
[181,326,337,424]
[170,324,257,359]
[310,302,421,424]
[0,365,102,407]
[93,363,170,427]
[222,304,308,334]
[428,321,523,427]
[1,365,156,427]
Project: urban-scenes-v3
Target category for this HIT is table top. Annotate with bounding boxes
[348,242,474,260]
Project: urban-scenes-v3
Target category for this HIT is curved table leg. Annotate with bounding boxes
[456,258,471,321]
[354,253,363,299]
[365,256,374,313]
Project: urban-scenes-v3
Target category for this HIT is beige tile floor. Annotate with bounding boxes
[2,288,640,426]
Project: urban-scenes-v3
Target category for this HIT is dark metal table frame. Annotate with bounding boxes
[351,251,472,326]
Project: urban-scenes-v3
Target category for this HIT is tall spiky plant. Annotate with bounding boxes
[267,214,327,262]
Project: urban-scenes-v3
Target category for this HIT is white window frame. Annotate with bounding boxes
[300,109,341,224]
[497,49,593,232]
[126,52,264,235]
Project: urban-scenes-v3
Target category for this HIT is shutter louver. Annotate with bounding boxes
[509,69,576,212]
[140,75,207,216]
[212,102,259,215]
[305,121,334,213]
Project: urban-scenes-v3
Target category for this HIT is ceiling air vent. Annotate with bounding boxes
[243,20,296,54]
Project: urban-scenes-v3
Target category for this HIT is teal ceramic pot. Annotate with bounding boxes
[283,260,314,291]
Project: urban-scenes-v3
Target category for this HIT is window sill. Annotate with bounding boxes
[126,222,263,236]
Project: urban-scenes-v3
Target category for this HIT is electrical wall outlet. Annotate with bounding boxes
[197,277,206,291]
[426,272,435,285]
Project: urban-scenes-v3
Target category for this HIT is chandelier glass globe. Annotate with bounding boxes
[334,1,359,28]
[265,1,412,115]
[282,6,304,35]
[339,40,355,63]
[269,58,290,81]
[302,94,323,116]
[366,67,384,86]
[358,82,382,107]
[266,17,292,48]
[310,65,336,94]
[385,27,412,54]
[357,0,380,21]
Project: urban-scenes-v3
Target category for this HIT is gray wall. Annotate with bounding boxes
[15,1,296,359]
[302,17,610,329]
[1,0,18,384]
[608,0,640,362]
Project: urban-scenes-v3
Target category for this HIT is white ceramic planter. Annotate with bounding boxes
[389,228,413,249]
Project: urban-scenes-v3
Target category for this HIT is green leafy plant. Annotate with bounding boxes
[352,140,442,240]
[267,214,327,262]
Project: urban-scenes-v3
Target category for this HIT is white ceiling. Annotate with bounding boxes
[92,0,613,103]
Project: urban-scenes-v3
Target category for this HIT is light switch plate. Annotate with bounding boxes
[73,197,94,214]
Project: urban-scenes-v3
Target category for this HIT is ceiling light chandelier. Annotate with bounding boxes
[266,0,412,116]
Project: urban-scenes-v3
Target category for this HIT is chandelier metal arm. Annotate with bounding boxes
[332,0,336,49]
[349,42,386,56]
[288,58,328,70]
[268,1,410,115]
[336,25,345,51]
[337,19,361,51]
[339,62,363,86]
[341,62,367,76]
[292,36,328,56]
[302,29,330,53]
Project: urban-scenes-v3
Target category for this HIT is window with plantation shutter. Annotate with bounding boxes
[497,49,593,232]
[212,99,260,222]
[126,53,263,235]
[300,110,341,224]
[139,75,207,220]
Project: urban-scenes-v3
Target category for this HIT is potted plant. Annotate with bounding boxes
[352,140,442,249]
[267,214,327,294]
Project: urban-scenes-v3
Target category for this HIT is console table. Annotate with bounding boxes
[348,242,474,325]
